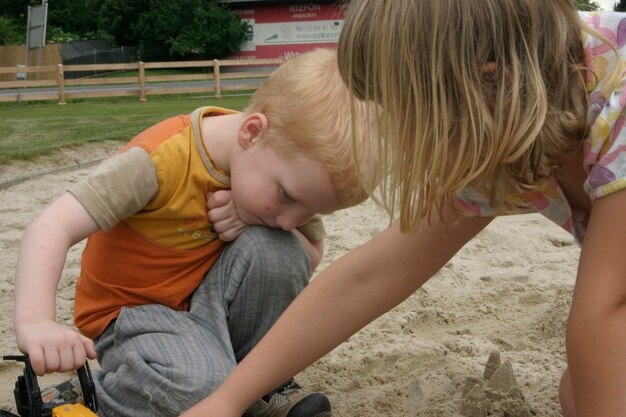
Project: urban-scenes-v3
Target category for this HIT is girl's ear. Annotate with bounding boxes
[481,62,512,114]
[238,113,269,149]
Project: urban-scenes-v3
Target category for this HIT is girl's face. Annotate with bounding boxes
[229,142,340,231]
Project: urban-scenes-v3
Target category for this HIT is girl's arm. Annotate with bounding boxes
[181,206,492,417]
[14,192,100,376]
[565,188,626,416]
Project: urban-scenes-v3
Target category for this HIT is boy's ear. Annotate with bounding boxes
[238,113,269,149]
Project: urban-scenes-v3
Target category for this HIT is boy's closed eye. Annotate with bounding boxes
[280,186,297,203]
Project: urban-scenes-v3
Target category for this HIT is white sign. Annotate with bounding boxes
[250,20,343,47]
[27,4,48,50]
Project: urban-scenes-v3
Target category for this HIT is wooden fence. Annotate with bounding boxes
[0,58,283,104]
[0,44,62,81]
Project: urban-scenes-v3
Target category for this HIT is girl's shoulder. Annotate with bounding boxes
[580,12,626,201]
[453,13,626,245]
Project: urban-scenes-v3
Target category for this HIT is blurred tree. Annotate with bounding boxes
[133,0,247,60]
[0,15,23,45]
[0,0,101,45]
[577,0,601,10]
[0,0,247,60]
[93,0,148,47]
[0,0,37,19]
[47,0,97,35]
[0,1,34,45]
[615,0,626,11]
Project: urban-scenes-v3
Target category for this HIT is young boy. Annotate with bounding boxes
[12,49,372,417]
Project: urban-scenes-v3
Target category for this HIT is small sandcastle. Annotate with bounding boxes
[459,350,530,417]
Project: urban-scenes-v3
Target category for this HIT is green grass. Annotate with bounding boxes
[0,93,252,165]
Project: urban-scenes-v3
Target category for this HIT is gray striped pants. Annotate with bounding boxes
[91,226,311,417]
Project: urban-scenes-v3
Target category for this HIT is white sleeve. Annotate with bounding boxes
[69,147,158,231]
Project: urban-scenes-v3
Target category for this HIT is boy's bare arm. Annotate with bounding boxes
[14,192,99,375]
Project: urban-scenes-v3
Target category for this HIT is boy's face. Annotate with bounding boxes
[229,142,340,231]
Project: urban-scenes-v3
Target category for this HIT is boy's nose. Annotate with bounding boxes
[276,215,299,231]
[276,212,312,231]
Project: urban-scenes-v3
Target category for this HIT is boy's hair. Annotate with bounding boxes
[338,0,597,231]
[244,48,377,208]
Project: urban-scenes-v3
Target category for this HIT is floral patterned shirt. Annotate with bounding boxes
[456,11,626,245]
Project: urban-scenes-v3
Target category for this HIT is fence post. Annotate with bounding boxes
[57,64,66,105]
[138,61,147,102]
[213,59,222,98]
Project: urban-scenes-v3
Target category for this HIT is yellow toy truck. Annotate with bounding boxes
[2,355,97,417]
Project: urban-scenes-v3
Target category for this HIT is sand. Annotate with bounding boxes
[0,142,580,416]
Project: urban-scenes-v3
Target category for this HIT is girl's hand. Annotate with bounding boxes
[180,401,241,417]
[15,316,96,376]
[180,386,249,417]
[206,190,248,241]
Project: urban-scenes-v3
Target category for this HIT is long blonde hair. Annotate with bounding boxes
[338,0,592,232]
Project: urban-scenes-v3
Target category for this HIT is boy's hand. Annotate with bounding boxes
[206,190,248,241]
[15,316,96,375]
